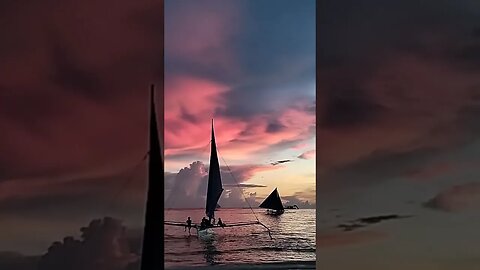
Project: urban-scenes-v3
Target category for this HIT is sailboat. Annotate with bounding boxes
[163,117,272,237]
[259,188,285,215]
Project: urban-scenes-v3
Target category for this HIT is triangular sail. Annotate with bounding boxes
[259,188,284,211]
[141,85,163,270]
[205,120,224,219]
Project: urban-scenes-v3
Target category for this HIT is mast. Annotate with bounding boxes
[205,119,224,219]
[141,85,163,270]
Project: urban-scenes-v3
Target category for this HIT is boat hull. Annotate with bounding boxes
[265,209,284,215]
[197,228,215,239]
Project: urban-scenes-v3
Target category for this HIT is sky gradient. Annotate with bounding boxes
[1,0,478,269]
[0,0,315,266]
[164,0,316,209]
[0,0,164,259]
[317,1,480,269]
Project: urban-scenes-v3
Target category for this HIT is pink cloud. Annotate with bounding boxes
[164,76,234,153]
[0,0,164,182]
[298,149,316,160]
[405,162,456,182]
[292,143,309,150]
[317,52,480,173]
[165,87,315,159]
[165,0,242,74]
[163,2,315,164]
[405,160,480,182]
[0,0,165,256]
[424,182,480,212]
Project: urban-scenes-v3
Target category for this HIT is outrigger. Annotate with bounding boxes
[164,118,272,238]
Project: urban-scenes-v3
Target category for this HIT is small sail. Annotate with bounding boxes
[141,85,163,270]
[259,188,284,211]
[205,120,224,219]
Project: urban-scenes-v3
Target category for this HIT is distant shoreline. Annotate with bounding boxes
[165,207,254,210]
[164,208,316,210]
[166,261,316,270]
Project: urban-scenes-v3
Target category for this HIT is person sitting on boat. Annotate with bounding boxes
[217,218,225,227]
[184,217,192,234]
[205,217,211,227]
[200,217,207,229]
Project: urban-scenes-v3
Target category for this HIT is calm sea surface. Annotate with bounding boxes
[164,208,316,268]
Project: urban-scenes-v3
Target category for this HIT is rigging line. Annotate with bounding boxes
[217,150,273,239]
[216,150,259,222]
[101,152,149,217]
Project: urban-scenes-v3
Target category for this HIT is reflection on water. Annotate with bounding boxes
[202,235,218,265]
[164,209,315,267]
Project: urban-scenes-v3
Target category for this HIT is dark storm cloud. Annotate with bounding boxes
[265,120,286,133]
[354,214,412,225]
[0,218,140,270]
[320,83,385,128]
[336,223,366,232]
[270,160,293,166]
[49,32,102,98]
[38,217,137,270]
[318,1,480,66]
[337,214,412,232]
[0,252,38,270]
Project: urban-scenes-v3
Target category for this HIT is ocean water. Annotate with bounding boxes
[164,208,316,268]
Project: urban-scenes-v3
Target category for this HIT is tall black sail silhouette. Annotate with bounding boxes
[259,188,284,213]
[205,120,224,219]
[140,85,163,270]
[163,119,272,238]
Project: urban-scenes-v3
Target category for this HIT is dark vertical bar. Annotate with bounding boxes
[315,0,320,269]
[141,84,164,270]
[140,0,165,268]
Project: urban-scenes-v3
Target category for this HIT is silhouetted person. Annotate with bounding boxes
[217,218,225,227]
[206,217,211,227]
[200,217,207,230]
[185,217,192,234]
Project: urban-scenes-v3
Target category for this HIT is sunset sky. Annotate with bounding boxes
[0,0,315,260]
[163,0,316,209]
[1,0,479,269]
[0,0,164,257]
[317,1,480,269]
